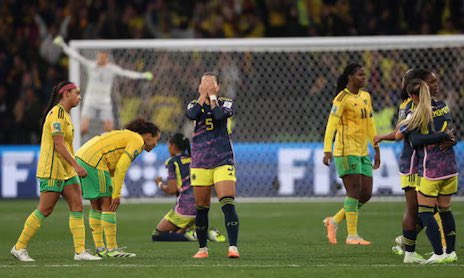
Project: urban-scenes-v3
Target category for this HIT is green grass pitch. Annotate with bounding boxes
[0,199,463,277]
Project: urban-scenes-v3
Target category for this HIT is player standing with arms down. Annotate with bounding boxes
[11,81,101,261]
[53,36,153,136]
[76,118,160,257]
[186,72,239,259]
[322,63,381,245]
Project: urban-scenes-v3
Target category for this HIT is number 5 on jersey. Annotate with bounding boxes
[206,118,214,130]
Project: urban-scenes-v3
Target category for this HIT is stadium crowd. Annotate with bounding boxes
[1,0,463,144]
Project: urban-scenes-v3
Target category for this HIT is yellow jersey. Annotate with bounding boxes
[323,88,378,156]
[36,104,76,180]
[76,129,144,173]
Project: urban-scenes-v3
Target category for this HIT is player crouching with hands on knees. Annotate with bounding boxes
[76,118,160,258]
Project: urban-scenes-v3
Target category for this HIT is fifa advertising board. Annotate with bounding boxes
[0,143,462,198]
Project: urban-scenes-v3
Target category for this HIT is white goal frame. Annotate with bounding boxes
[69,35,464,149]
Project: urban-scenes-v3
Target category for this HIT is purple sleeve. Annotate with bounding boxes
[186,101,202,120]
[212,99,234,120]
[167,161,176,181]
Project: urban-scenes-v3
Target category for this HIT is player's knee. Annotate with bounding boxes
[37,206,54,217]
[69,202,83,212]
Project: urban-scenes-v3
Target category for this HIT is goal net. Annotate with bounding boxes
[69,36,464,198]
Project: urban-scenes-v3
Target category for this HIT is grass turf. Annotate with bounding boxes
[0,199,463,277]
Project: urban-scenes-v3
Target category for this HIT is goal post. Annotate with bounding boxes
[68,36,464,198]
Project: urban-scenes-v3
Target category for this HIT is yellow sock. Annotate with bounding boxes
[89,210,104,248]
[344,197,359,236]
[69,211,85,254]
[102,212,117,249]
[15,209,46,250]
[346,212,358,236]
[332,208,345,224]
[434,213,447,248]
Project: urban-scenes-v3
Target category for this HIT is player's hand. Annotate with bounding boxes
[110,198,120,211]
[373,135,383,145]
[373,148,381,169]
[439,128,457,150]
[74,165,88,178]
[53,36,64,46]
[198,81,208,96]
[144,72,153,80]
[322,152,332,166]
[155,177,162,187]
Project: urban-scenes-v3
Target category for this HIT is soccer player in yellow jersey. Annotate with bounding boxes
[76,118,160,258]
[322,63,381,245]
[11,81,101,262]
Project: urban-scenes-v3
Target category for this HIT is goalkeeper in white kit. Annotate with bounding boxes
[53,36,153,136]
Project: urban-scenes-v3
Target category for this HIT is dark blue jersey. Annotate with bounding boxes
[414,100,457,179]
[399,101,417,174]
[165,155,195,216]
[186,97,235,169]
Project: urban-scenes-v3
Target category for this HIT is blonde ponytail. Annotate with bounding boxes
[397,79,433,133]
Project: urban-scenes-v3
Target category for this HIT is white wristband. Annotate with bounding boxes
[209,95,217,101]
[157,181,163,188]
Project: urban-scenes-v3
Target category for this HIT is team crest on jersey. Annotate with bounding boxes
[192,174,196,180]
[364,99,368,104]
[52,122,62,132]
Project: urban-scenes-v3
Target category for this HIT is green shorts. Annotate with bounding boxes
[38,176,80,193]
[334,155,373,178]
[77,158,113,200]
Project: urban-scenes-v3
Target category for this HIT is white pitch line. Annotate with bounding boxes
[0,264,300,268]
[1,264,463,268]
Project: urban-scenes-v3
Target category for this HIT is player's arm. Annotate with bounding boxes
[54,36,93,67]
[407,131,449,147]
[53,135,87,178]
[111,136,144,210]
[367,95,380,169]
[407,117,452,148]
[186,100,203,120]
[211,98,234,120]
[110,153,132,211]
[155,160,178,194]
[111,64,153,80]
[378,102,413,143]
[49,114,87,177]
[322,96,345,165]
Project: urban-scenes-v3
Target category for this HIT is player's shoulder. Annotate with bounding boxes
[48,105,65,119]
[400,98,413,110]
[219,97,233,102]
[433,99,448,108]
[164,156,176,166]
[333,90,349,102]
[359,89,372,99]
[187,99,198,108]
